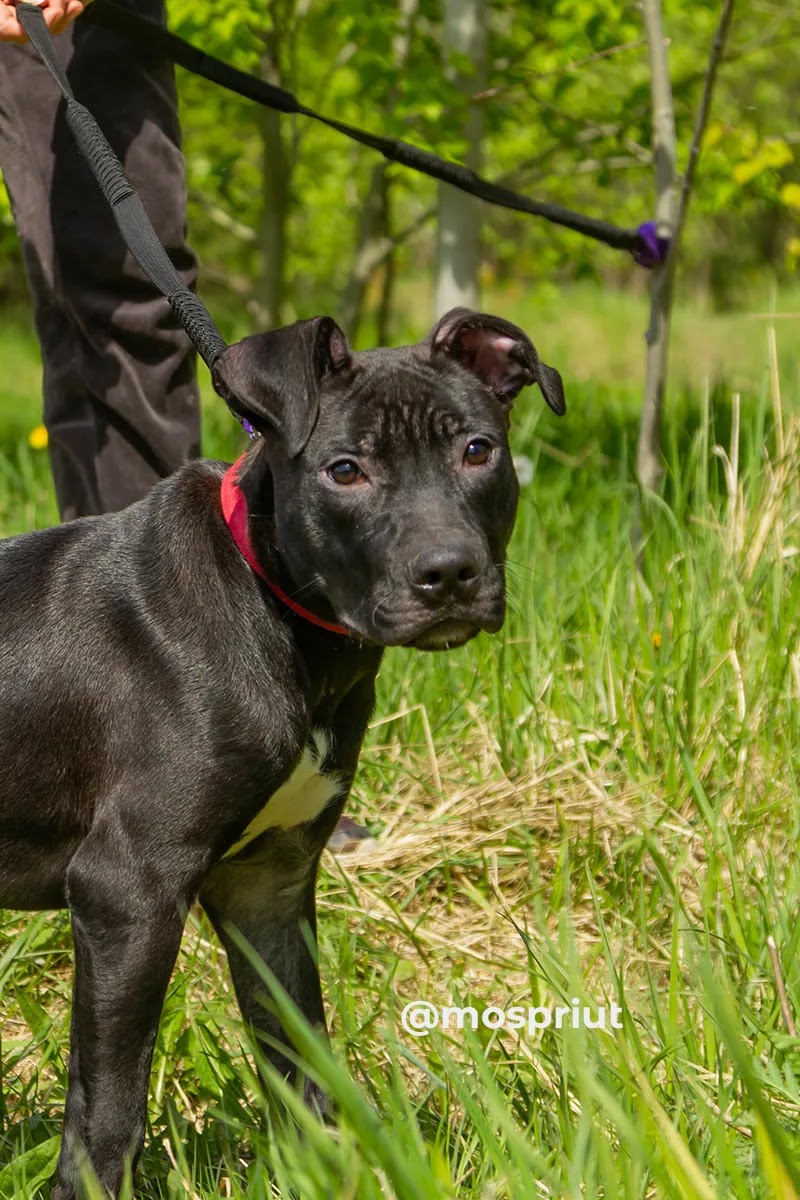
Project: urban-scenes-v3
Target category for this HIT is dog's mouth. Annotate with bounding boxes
[340,604,503,650]
[404,618,481,651]
[334,579,506,650]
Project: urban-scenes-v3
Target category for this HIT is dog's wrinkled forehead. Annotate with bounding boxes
[310,346,504,458]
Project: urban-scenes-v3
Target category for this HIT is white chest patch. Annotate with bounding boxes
[225,729,341,858]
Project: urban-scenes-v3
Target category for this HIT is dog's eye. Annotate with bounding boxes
[328,460,364,486]
[463,439,493,467]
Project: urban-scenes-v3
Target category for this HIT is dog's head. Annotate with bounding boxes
[212,309,565,650]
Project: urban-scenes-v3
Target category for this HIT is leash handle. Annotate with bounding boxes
[15,2,70,91]
[16,2,229,372]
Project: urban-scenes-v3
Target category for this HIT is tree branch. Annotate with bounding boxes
[636,0,736,497]
[673,0,736,247]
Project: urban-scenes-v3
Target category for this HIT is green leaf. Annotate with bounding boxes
[0,1136,60,1199]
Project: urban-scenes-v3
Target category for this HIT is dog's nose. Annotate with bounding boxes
[408,543,482,603]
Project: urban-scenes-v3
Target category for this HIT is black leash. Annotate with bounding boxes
[84,0,654,261]
[15,2,229,375]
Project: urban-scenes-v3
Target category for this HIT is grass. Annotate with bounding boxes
[1,284,800,1197]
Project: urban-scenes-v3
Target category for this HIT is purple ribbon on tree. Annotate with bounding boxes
[633,221,672,268]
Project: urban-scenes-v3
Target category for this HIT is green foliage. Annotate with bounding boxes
[164,0,798,333]
[0,0,796,326]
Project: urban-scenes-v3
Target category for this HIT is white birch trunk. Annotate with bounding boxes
[434,0,486,317]
[637,0,679,493]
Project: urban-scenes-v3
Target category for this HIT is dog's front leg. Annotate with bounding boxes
[52,823,189,1200]
[200,677,377,1117]
[200,836,329,1114]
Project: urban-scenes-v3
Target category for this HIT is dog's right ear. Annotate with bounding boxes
[212,317,351,457]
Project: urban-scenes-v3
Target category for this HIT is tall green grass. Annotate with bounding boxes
[1,292,799,1198]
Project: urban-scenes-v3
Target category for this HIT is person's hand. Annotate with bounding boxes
[0,0,85,43]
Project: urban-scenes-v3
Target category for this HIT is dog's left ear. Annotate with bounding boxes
[212,317,351,457]
[430,307,565,416]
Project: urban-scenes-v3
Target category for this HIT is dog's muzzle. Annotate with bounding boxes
[340,558,505,649]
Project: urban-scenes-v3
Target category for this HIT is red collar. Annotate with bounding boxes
[220,453,350,637]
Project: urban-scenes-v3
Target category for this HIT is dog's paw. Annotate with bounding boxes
[326,814,379,856]
[51,1182,77,1200]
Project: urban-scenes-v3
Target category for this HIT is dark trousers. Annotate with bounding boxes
[0,1,200,521]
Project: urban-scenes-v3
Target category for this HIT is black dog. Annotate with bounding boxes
[0,307,564,1197]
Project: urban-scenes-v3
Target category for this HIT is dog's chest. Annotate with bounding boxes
[225,729,341,857]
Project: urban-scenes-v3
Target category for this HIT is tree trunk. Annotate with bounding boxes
[637,0,735,493]
[637,0,678,494]
[434,0,486,317]
[341,0,418,342]
[377,183,396,346]
[339,161,390,339]
[259,101,288,329]
[258,3,294,329]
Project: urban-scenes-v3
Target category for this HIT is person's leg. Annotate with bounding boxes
[0,0,200,521]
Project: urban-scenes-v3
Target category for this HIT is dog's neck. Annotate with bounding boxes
[221,447,350,638]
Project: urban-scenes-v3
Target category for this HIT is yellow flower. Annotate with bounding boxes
[28,424,48,450]
[652,631,662,649]
[780,183,800,210]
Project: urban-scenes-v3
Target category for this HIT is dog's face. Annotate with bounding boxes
[213,309,565,650]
